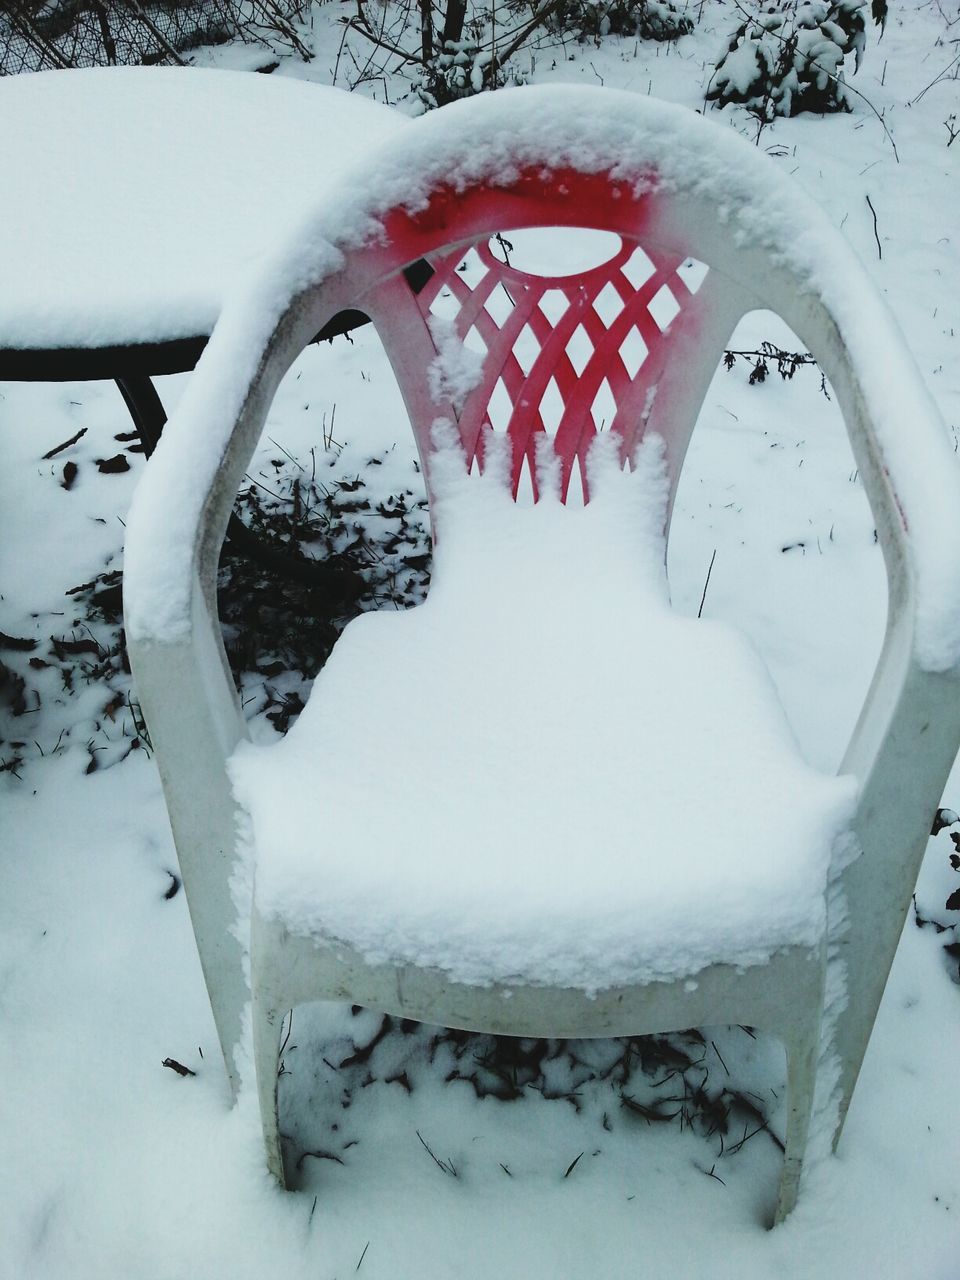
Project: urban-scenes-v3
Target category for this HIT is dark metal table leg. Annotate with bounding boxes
[115,375,166,455]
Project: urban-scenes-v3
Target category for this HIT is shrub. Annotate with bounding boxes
[549,0,694,42]
[413,36,524,110]
[706,0,876,119]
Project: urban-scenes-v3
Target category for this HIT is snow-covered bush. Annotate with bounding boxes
[550,0,693,42]
[706,0,871,119]
[411,0,691,109]
[413,36,525,111]
[386,0,693,112]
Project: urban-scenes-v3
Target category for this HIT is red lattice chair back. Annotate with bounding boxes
[357,167,730,506]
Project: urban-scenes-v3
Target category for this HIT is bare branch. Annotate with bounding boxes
[342,14,426,66]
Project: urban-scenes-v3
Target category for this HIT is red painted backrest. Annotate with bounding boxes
[365,167,713,503]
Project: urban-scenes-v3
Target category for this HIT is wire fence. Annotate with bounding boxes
[1,0,310,76]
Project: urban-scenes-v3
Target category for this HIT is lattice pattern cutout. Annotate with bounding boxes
[413,234,706,502]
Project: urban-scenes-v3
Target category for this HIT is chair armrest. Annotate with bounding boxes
[127,582,250,1091]
[123,250,350,1090]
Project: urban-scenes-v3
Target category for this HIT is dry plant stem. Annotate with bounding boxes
[723,348,816,363]
[248,4,312,60]
[698,549,717,619]
[865,193,882,258]
[355,0,425,58]
[910,50,960,103]
[348,6,397,90]
[416,1130,458,1176]
[346,9,426,66]
[249,0,314,59]
[492,0,570,68]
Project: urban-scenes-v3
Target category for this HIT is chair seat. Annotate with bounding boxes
[231,450,857,993]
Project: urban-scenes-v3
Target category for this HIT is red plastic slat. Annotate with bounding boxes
[382,167,706,502]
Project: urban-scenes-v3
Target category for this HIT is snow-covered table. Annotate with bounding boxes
[0,66,406,381]
[0,64,409,568]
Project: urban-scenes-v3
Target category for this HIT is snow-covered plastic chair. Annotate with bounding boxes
[122,87,960,1225]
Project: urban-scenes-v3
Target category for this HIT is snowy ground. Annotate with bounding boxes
[2,3,960,1276]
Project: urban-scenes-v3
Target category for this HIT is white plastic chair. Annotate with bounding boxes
[122,86,960,1225]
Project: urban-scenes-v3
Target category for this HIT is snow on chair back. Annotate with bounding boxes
[372,167,710,504]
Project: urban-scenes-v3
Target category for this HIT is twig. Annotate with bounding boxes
[730,1091,785,1153]
[343,15,425,66]
[277,1009,296,1077]
[698,549,717,619]
[333,15,351,84]
[865,193,882,258]
[723,1123,767,1155]
[493,0,570,69]
[42,427,87,460]
[267,437,305,470]
[910,50,960,103]
[723,347,816,365]
[162,1057,196,1077]
[416,1130,458,1176]
[296,1149,346,1169]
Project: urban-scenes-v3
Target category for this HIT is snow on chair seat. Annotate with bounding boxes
[123,85,960,1228]
[232,433,856,993]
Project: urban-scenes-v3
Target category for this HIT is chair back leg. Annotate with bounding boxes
[252,990,287,1187]
[773,1022,820,1225]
